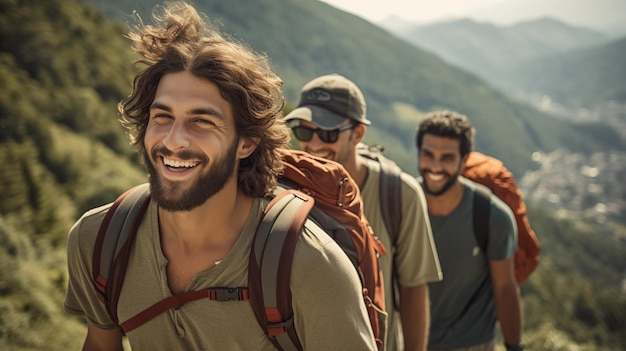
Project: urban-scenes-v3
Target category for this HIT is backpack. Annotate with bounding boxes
[357,143,403,310]
[463,151,541,285]
[92,148,387,350]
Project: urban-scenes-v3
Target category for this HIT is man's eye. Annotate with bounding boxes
[152,114,172,121]
[196,118,217,126]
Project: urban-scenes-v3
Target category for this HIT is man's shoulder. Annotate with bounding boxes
[68,203,114,242]
[364,157,422,194]
[399,170,421,192]
[298,217,340,252]
[465,179,515,231]
[290,218,361,284]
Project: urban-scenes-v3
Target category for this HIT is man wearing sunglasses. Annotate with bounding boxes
[284,74,442,351]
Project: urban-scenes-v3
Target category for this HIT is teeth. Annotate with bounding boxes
[164,158,199,168]
[428,173,444,181]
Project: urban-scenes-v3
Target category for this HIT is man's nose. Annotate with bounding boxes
[162,120,190,150]
[427,158,444,172]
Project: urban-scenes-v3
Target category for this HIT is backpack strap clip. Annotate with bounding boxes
[208,287,250,302]
[266,313,295,337]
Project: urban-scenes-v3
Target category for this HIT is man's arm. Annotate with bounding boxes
[82,322,124,351]
[400,284,430,351]
[291,225,378,350]
[490,256,522,346]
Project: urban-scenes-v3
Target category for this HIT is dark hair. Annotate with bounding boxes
[415,110,475,158]
[118,1,290,197]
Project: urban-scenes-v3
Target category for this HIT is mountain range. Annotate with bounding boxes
[381,17,618,105]
[377,0,626,38]
[461,0,626,37]
[83,0,625,178]
[510,36,626,109]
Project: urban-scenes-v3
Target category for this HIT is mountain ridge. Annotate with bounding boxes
[383,16,609,92]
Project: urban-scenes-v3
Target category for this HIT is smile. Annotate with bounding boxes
[163,157,200,168]
[427,173,445,181]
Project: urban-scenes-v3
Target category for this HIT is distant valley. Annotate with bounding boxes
[380,16,626,234]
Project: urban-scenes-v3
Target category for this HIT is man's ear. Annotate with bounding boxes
[351,124,366,145]
[238,137,259,159]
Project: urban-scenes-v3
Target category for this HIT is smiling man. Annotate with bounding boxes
[284,74,442,351]
[63,2,377,350]
[415,110,524,351]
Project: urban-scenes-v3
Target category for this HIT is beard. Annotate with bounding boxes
[419,164,462,197]
[145,140,239,212]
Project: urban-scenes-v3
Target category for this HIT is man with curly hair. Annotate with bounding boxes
[64,2,377,350]
[415,110,523,351]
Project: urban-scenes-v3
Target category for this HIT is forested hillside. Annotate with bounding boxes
[83,0,625,178]
[1,0,625,350]
[509,36,626,109]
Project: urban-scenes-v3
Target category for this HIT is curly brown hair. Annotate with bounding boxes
[415,110,475,158]
[118,1,290,197]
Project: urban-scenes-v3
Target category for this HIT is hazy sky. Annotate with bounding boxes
[320,0,502,23]
[320,0,626,33]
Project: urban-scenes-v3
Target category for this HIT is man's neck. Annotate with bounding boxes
[426,180,465,216]
[348,154,370,189]
[157,183,253,251]
[157,184,255,294]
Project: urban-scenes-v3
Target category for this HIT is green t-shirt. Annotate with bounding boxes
[426,179,517,349]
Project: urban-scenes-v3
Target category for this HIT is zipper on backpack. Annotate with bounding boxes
[337,177,348,207]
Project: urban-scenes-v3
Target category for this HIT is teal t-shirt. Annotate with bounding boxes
[425,178,516,349]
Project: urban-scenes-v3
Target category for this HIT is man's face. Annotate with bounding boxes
[293,120,355,165]
[143,71,241,212]
[418,134,464,196]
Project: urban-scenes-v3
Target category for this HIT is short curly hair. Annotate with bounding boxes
[415,110,475,158]
[118,1,290,197]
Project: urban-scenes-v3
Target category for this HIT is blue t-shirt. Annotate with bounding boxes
[425,178,516,349]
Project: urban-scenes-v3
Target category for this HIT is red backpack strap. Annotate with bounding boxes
[95,183,252,334]
[249,189,314,351]
[120,287,250,333]
[93,183,151,325]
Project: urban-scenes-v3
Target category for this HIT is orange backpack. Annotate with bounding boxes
[463,151,541,285]
[92,149,387,350]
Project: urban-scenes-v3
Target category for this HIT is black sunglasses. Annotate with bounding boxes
[291,124,355,143]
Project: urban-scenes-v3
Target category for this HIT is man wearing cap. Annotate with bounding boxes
[284,74,443,351]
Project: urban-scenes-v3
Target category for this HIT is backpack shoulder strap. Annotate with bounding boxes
[249,189,314,351]
[93,183,151,325]
[377,154,403,246]
[357,143,402,313]
[375,151,403,313]
[357,143,403,246]
[472,184,492,253]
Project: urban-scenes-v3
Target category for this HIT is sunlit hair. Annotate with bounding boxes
[415,110,475,158]
[118,1,290,197]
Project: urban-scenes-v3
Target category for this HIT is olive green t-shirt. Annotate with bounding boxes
[65,197,377,350]
[361,159,443,351]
